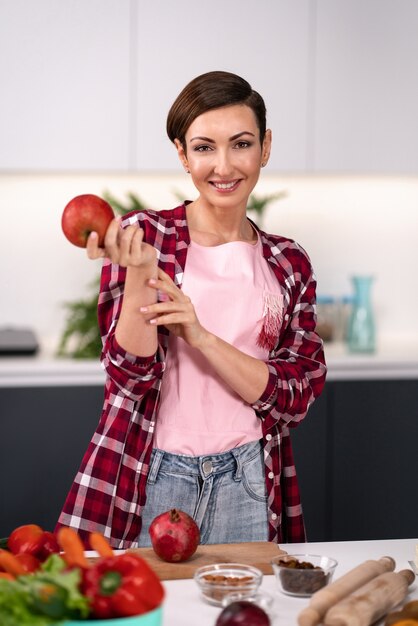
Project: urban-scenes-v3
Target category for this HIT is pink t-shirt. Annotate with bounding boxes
[154,234,283,455]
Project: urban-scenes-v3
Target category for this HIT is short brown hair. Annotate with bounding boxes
[166,71,267,149]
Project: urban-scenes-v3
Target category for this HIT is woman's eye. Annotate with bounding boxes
[234,141,251,149]
[194,144,212,152]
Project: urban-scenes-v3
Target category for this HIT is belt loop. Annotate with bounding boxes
[146,449,164,484]
[231,448,242,481]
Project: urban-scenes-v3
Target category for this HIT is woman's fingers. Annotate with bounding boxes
[149,312,187,326]
[117,224,143,265]
[141,299,187,316]
[150,268,186,301]
[89,218,151,267]
[86,232,105,259]
[104,217,122,250]
[86,217,120,261]
[85,217,157,272]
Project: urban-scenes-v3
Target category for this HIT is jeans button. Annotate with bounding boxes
[202,460,213,475]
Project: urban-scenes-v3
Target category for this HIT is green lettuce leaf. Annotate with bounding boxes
[0,554,90,625]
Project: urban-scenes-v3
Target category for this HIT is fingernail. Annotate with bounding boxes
[149,318,157,325]
[139,307,148,312]
[149,278,157,285]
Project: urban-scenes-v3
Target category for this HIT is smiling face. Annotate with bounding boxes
[175,104,271,212]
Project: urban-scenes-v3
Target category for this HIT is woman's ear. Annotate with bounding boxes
[174,138,190,173]
[261,129,272,167]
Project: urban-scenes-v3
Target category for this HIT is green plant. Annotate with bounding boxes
[57,191,146,359]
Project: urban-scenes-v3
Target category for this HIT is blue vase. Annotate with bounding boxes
[348,276,376,353]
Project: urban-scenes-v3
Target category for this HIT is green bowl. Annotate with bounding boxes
[62,605,163,625]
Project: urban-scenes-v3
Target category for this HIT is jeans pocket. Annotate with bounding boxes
[144,452,200,519]
[146,449,164,485]
[241,449,268,502]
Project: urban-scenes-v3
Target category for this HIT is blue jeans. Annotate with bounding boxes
[138,439,268,546]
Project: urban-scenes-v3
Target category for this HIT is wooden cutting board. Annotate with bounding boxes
[126,541,286,580]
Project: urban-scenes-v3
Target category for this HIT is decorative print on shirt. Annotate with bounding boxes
[257,292,284,352]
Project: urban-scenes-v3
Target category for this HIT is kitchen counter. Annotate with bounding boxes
[1,341,418,386]
[162,538,418,626]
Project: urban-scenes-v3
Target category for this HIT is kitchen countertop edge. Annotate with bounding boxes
[1,342,418,386]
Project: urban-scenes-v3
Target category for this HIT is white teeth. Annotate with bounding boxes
[213,181,236,189]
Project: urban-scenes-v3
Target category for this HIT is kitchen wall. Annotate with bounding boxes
[1,172,417,353]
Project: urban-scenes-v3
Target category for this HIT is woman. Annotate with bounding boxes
[56,71,326,548]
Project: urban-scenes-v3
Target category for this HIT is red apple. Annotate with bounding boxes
[61,194,114,248]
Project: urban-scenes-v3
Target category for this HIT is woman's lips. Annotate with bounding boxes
[210,180,241,192]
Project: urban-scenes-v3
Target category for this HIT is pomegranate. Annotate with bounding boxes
[216,601,271,626]
[148,508,200,563]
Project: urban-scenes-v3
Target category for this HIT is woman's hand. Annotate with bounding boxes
[86,218,157,269]
[141,268,209,349]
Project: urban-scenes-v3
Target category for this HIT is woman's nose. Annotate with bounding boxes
[213,150,233,176]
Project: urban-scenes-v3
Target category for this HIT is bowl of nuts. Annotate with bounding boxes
[194,563,263,606]
[271,554,338,597]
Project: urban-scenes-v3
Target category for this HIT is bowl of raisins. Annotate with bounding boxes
[271,554,337,597]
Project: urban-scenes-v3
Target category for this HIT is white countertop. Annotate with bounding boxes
[0,341,418,387]
[162,538,418,626]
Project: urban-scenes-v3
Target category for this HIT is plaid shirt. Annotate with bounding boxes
[57,204,326,548]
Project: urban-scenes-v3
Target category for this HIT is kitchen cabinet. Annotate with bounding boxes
[330,379,418,541]
[0,0,131,171]
[288,388,330,542]
[312,0,418,173]
[1,375,417,540]
[133,0,311,172]
[0,0,311,173]
[3,1,418,174]
[0,385,104,536]
[291,378,418,542]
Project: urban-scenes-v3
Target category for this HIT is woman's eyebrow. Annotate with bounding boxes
[229,131,256,141]
[189,131,256,143]
[190,135,215,143]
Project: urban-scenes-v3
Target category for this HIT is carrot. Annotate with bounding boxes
[57,527,89,568]
[0,549,26,576]
[89,532,114,558]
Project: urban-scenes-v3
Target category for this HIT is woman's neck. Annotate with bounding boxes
[186,200,257,246]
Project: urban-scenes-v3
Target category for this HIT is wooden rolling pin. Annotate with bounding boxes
[324,569,415,626]
[298,556,396,626]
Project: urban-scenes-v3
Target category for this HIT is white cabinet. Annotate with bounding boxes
[312,0,418,173]
[0,0,311,173]
[132,0,312,172]
[2,1,417,174]
[0,0,131,171]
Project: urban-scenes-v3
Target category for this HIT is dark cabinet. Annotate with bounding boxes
[1,379,417,541]
[0,386,104,537]
[330,380,418,541]
[290,387,330,542]
[291,379,418,542]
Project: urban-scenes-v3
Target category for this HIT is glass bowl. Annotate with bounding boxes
[194,563,263,607]
[271,554,338,597]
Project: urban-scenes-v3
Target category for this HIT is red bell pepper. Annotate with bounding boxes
[7,525,60,562]
[82,553,165,619]
[36,531,61,562]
